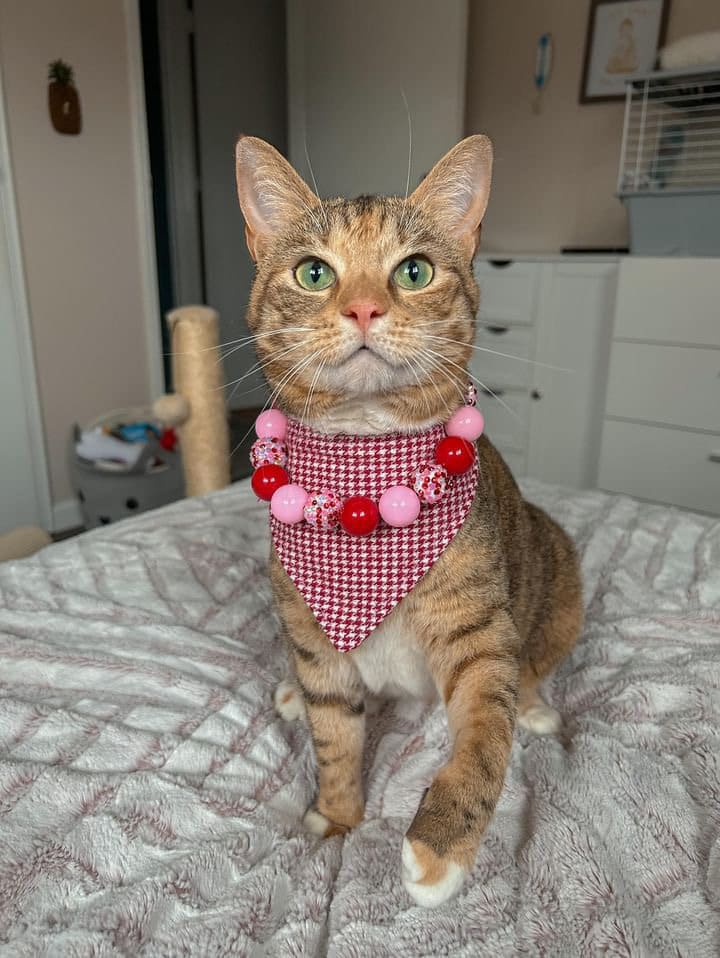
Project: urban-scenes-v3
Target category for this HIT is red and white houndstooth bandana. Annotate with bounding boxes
[270,419,479,652]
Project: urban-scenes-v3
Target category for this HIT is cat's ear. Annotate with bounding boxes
[409,135,493,256]
[235,136,318,260]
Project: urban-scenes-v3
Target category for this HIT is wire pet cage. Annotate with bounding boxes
[618,64,720,255]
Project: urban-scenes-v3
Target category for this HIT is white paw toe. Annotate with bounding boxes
[401,838,467,908]
[274,680,306,722]
[303,808,331,836]
[518,702,562,735]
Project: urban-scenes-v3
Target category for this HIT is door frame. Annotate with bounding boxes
[124,0,165,400]
[0,63,53,532]
[155,0,205,308]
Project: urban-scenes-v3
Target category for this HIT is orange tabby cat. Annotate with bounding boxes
[235,135,582,907]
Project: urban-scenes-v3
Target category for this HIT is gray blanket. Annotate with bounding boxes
[0,479,718,956]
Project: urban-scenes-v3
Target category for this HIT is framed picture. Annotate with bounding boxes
[580,0,670,103]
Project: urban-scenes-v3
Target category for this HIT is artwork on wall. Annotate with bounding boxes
[580,0,670,103]
[48,60,82,135]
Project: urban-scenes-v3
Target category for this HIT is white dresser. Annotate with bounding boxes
[597,258,720,515]
[472,255,618,489]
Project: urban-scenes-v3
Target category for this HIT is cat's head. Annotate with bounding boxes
[235,135,492,432]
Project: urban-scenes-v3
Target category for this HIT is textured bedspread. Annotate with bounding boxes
[0,480,718,956]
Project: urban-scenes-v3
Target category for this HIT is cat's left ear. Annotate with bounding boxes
[409,135,493,256]
[235,135,318,260]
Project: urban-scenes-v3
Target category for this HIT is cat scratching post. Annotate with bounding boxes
[155,305,230,497]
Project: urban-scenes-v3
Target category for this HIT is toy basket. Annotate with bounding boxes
[69,407,184,529]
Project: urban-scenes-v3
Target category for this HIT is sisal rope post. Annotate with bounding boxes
[166,305,231,497]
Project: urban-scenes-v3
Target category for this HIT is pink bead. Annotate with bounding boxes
[412,462,449,504]
[255,409,288,440]
[378,485,421,528]
[446,406,484,442]
[270,483,307,524]
[250,437,287,468]
[303,489,343,529]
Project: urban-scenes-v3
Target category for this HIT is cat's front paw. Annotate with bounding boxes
[517,701,561,735]
[302,805,362,838]
[274,679,306,721]
[401,837,468,908]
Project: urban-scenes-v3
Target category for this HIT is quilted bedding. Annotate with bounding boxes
[0,479,718,956]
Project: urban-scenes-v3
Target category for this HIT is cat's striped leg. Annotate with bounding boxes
[403,609,519,907]
[294,642,367,836]
[271,554,366,834]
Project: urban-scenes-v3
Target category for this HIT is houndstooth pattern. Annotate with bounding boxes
[270,419,478,651]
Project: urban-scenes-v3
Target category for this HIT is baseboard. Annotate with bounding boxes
[52,497,83,533]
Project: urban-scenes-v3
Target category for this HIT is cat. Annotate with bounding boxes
[234,134,583,908]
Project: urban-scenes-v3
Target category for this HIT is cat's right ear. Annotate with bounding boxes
[235,136,318,261]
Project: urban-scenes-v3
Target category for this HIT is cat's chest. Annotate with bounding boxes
[350,605,436,701]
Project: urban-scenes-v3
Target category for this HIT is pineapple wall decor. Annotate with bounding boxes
[48,60,81,135]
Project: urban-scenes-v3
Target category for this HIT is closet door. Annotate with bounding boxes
[286,0,468,198]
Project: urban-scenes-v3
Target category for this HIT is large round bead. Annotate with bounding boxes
[379,485,421,528]
[251,464,289,501]
[303,489,343,529]
[412,462,449,504]
[339,496,379,536]
[250,436,288,468]
[446,406,485,442]
[270,483,308,524]
[435,436,475,475]
[255,408,288,441]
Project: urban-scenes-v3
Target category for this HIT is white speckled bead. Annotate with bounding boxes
[250,437,288,468]
[303,489,343,529]
[412,463,449,504]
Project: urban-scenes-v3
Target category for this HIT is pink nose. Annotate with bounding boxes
[342,301,386,335]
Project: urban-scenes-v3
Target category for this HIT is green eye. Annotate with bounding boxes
[295,258,335,291]
[393,256,433,290]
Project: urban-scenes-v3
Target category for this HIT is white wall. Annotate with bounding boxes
[287,0,468,198]
[0,0,159,516]
[466,0,720,252]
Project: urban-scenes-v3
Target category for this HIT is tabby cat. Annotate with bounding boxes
[235,134,582,907]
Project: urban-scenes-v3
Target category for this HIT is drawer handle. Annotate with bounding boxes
[480,386,505,398]
[484,324,509,335]
[488,259,513,269]
[709,452,720,464]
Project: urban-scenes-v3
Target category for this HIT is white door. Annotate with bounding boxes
[0,77,51,535]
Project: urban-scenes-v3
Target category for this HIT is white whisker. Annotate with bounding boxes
[420,346,523,425]
[219,327,314,363]
[229,350,321,461]
[218,339,307,392]
[425,333,572,374]
[401,88,413,202]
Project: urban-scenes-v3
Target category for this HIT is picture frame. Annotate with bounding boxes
[580,0,670,103]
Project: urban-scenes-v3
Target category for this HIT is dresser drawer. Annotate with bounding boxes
[605,342,720,432]
[614,258,720,348]
[478,387,529,451]
[471,324,534,387]
[475,261,540,326]
[598,419,720,514]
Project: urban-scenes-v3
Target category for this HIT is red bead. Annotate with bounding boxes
[251,464,289,501]
[339,495,380,536]
[435,436,475,475]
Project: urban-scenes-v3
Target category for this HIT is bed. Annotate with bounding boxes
[0,478,718,956]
